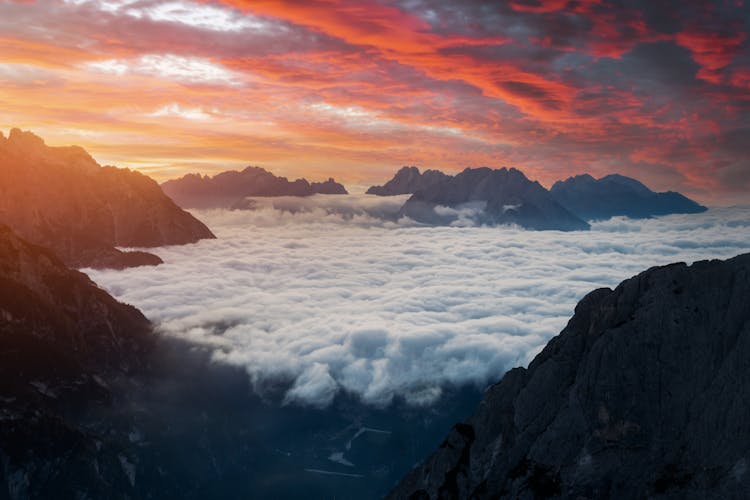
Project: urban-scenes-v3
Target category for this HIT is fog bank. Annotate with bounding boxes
[87,198,750,408]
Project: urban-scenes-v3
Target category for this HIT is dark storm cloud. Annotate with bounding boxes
[499,80,563,110]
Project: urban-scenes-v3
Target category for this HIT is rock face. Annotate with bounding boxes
[400,167,590,231]
[550,173,707,221]
[161,166,348,209]
[366,166,450,196]
[0,224,152,370]
[389,253,750,500]
[0,224,153,499]
[0,129,215,269]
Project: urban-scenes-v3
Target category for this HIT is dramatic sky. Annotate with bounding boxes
[1,0,748,203]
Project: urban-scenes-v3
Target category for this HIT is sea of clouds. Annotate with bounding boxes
[87,196,750,408]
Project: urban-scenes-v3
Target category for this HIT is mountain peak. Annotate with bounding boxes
[507,166,528,179]
[599,173,650,192]
[7,127,46,149]
[366,166,449,196]
[0,129,215,269]
[551,172,706,220]
[573,173,596,182]
[398,165,420,174]
[241,165,271,175]
[1,127,102,174]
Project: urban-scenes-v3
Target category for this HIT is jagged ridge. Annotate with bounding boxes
[366,166,450,196]
[399,167,590,231]
[161,166,348,209]
[0,129,215,269]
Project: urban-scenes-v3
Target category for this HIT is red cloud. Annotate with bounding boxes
[0,0,748,203]
[676,29,746,83]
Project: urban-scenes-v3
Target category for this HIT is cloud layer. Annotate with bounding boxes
[87,199,750,408]
[0,1,748,203]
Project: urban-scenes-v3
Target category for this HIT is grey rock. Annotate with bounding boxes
[550,173,707,221]
[389,253,750,499]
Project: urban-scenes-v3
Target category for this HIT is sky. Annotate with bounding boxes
[0,0,748,204]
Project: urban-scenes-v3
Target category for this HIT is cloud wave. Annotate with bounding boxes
[87,198,750,408]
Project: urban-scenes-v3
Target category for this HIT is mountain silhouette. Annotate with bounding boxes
[399,167,590,231]
[161,166,348,209]
[366,166,450,196]
[551,173,707,220]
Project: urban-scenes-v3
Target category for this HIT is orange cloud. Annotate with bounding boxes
[0,0,747,203]
[676,29,746,84]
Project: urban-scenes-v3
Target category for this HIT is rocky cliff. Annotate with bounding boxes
[161,166,348,209]
[550,173,707,221]
[0,129,215,269]
[366,166,450,196]
[0,224,153,499]
[400,167,590,231]
[389,253,750,499]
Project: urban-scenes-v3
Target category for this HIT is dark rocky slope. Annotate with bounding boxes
[400,167,589,231]
[367,166,450,196]
[0,129,215,269]
[389,253,750,499]
[0,228,473,500]
[551,173,707,221]
[0,224,153,499]
[161,166,348,209]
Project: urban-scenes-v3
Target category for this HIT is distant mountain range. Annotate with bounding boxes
[368,166,707,228]
[161,166,348,209]
[0,129,214,269]
[399,167,590,231]
[390,253,750,499]
[550,173,707,220]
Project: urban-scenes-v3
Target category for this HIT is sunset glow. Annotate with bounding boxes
[1,0,748,203]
